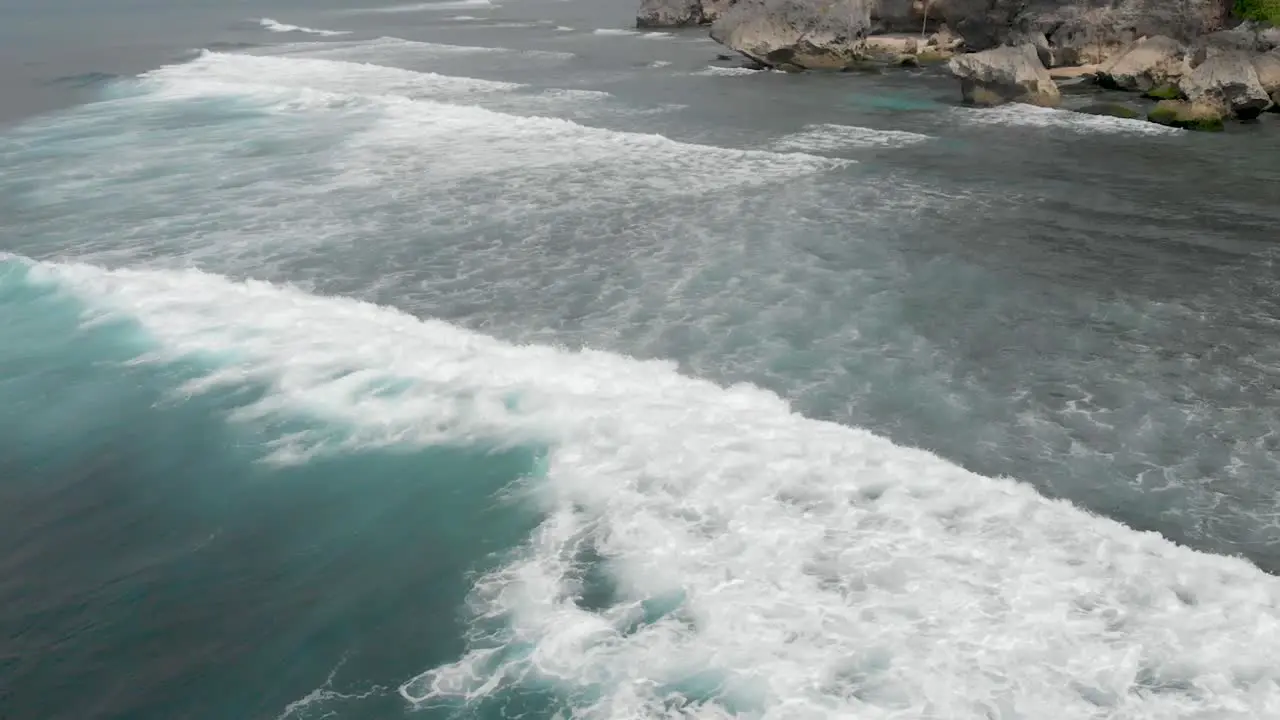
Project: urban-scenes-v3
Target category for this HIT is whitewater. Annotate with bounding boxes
[3,3,1280,719]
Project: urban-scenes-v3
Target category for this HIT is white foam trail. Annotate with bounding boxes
[343,0,494,12]
[144,51,524,101]
[260,35,575,62]
[693,65,763,76]
[26,259,1280,720]
[649,60,672,68]
[450,14,480,20]
[555,26,574,32]
[259,18,351,36]
[957,104,1180,136]
[592,28,640,36]
[773,124,933,152]
[125,53,844,217]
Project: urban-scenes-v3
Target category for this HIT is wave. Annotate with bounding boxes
[341,0,495,13]
[259,18,351,36]
[257,35,576,62]
[773,123,933,152]
[693,65,764,76]
[12,254,1280,719]
[956,104,1181,136]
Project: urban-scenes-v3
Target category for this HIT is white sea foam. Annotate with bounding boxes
[773,124,933,152]
[341,0,494,13]
[260,35,576,62]
[24,258,1280,720]
[592,28,640,36]
[259,18,351,36]
[693,65,763,76]
[957,104,1181,136]
[143,51,525,101]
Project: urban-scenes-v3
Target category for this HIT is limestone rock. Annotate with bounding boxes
[1147,99,1225,131]
[1253,50,1280,110]
[637,0,738,26]
[637,0,705,27]
[1179,51,1273,119]
[701,0,738,23]
[947,43,1061,107]
[1096,36,1190,92]
[710,0,872,70]
[919,0,1229,65]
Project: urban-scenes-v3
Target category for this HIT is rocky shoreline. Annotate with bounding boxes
[637,0,1280,132]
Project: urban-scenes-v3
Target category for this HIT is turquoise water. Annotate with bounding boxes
[4,1,1280,719]
[0,258,548,719]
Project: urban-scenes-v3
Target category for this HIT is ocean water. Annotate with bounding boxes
[3,1,1280,719]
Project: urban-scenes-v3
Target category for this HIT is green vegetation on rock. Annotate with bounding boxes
[1235,0,1280,25]
[1143,84,1182,100]
[1148,100,1225,132]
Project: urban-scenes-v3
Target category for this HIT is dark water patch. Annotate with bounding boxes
[43,71,120,88]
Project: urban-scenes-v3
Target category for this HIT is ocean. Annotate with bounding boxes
[3,0,1280,718]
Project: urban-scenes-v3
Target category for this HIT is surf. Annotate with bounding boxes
[9,254,1280,719]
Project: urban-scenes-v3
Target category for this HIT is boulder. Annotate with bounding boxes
[1147,99,1225,131]
[1179,51,1273,119]
[637,0,705,27]
[947,43,1061,106]
[1096,36,1190,92]
[1254,50,1280,109]
[710,0,872,70]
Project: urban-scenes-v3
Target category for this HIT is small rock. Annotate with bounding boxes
[1049,64,1100,80]
[927,24,962,52]
[947,44,1061,107]
[1147,99,1224,132]
[897,53,920,67]
[1096,36,1189,92]
[710,0,871,70]
[1179,51,1273,120]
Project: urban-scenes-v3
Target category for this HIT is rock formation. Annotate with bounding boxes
[1179,51,1274,118]
[1096,35,1191,92]
[637,0,704,28]
[637,0,738,27]
[710,0,872,70]
[1147,99,1226,131]
[947,43,1062,106]
[1253,50,1280,107]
